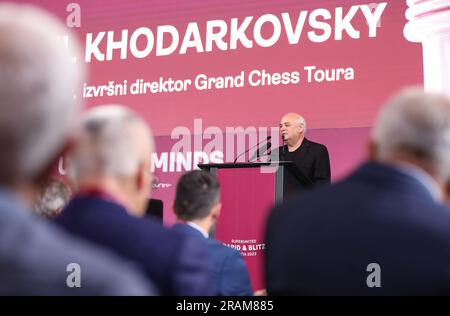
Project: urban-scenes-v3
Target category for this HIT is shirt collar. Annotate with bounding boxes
[391,162,442,202]
[76,187,125,207]
[186,221,209,238]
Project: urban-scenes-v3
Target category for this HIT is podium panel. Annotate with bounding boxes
[199,162,289,291]
[215,167,275,291]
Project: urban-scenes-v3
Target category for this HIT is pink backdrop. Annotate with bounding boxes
[17,0,422,135]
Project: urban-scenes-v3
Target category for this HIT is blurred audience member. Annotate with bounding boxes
[265,88,450,295]
[0,3,153,295]
[173,170,254,296]
[34,178,72,218]
[56,105,213,296]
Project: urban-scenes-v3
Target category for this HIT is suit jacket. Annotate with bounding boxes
[0,188,153,295]
[56,196,213,296]
[265,162,450,295]
[271,138,330,196]
[172,223,253,296]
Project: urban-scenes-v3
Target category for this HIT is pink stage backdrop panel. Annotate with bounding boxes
[16,0,422,134]
[17,1,421,215]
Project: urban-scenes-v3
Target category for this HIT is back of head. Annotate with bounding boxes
[0,4,83,185]
[69,105,153,182]
[174,170,220,221]
[68,105,154,216]
[372,88,450,181]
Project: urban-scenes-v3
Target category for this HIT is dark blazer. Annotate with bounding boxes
[172,223,253,296]
[271,138,330,195]
[265,162,450,295]
[56,196,213,296]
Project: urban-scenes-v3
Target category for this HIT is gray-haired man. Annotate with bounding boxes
[266,89,450,295]
[0,3,153,295]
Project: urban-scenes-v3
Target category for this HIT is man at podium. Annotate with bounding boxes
[271,112,331,196]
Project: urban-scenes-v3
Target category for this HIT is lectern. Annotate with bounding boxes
[198,161,292,291]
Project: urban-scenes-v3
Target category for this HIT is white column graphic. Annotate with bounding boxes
[404,0,450,96]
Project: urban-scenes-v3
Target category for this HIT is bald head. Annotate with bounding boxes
[279,113,307,147]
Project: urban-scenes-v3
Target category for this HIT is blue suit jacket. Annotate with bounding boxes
[56,196,213,296]
[172,223,253,296]
[266,162,450,295]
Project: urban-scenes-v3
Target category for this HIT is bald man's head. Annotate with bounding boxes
[279,113,306,147]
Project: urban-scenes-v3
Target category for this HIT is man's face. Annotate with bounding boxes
[279,114,302,143]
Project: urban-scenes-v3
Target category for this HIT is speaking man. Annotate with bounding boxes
[271,113,331,196]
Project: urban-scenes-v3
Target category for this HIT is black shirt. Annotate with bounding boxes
[281,146,299,163]
[271,138,331,198]
[280,144,311,198]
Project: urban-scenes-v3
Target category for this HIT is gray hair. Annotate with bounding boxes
[0,4,83,183]
[373,88,450,181]
[69,105,152,181]
[296,115,307,134]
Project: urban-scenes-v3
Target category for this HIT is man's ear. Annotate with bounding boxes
[135,161,148,192]
[367,141,378,160]
[298,123,304,135]
[211,202,222,221]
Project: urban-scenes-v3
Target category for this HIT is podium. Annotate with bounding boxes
[198,161,292,291]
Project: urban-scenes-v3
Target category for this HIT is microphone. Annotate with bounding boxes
[249,140,272,162]
[234,136,271,163]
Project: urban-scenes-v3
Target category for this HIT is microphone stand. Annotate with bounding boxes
[234,136,271,163]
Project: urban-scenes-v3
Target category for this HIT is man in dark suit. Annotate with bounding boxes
[56,105,213,296]
[265,89,450,295]
[172,170,254,296]
[272,113,330,197]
